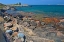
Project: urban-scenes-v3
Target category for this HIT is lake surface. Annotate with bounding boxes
[15,5,64,17]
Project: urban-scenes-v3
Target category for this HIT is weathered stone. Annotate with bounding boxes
[30,21,37,26]
[54,38,62,42]
[5,33,13,42]
[14,39,22,42]
[41,22,45,26]
[29,26,36,30]
[46,27,53,29]
[0,23,4,32]
[59,22,64,28]
[22,16,28,21]
[11,18,17,25]
[46,32,57,37]
[4,22,12,28]
[17,20,23,25]
[17,32,25,38]
[6,30,13,35]
[18,27,24,33]
[57,31,64,37]
[0,16,4,22]
[60,19,64,22]
[30,40,33,42]
[12,32,18,37]
[22,22,30,27]
[4,16,11,21]
[24,27,36,36]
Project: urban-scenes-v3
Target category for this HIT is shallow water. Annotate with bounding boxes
[15,5,64,17]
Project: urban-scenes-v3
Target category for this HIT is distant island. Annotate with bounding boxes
[0,2,29,9]
[8,2,28,7]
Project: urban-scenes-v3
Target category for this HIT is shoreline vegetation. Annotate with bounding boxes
[0,3,6,9]
[0,2,28,9]
[8,2,28,7]
[0,3,64,42]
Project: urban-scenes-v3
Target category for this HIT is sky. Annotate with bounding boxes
[0,0,64,5]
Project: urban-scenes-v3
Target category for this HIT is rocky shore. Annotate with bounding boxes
[0,8,64,42]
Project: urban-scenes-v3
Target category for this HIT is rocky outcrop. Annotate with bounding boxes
[0,12,64,42]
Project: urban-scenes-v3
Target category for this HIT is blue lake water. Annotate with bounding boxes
[15,5,64,17]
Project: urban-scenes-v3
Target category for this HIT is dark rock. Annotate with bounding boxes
[0,9,6,13]
[16,15,24,19]
[5,33,13,42]
[0,29,6,42]
[4,16,11,21]
[9,7,17,11]
[6,30,13,35]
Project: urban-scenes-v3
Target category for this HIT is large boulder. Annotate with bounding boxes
[4,16,11,21]
[11,18,17,25]
[4,22,12,28]
[6,30,13,35]
[11,27,18,32]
